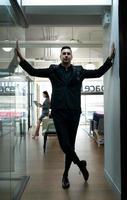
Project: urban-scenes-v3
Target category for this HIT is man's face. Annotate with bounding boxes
[60,48,73,65]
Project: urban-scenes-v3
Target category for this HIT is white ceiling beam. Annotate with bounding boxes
[22,0,112,6]
[0,40,103,48]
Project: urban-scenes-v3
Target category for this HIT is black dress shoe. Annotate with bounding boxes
[62,176,70,189]
[79,160,89,182]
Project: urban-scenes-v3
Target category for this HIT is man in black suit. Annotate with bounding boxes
[15,42,115,189]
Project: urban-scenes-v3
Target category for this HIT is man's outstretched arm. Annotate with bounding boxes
[14,40,52,78]
[82,43,116,78]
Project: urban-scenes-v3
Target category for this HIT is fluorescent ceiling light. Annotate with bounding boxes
[85,62,95,69]
[22,0,112,6]
[2,47,12,52]
[2,40,12,52]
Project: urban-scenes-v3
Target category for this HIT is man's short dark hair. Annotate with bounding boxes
[61,46,72,52]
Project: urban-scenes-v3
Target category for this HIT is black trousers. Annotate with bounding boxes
[51,109,81,174]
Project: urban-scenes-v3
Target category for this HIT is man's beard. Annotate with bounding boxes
[63,59,70,65]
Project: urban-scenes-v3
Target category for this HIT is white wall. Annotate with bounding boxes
[103,0,121,197]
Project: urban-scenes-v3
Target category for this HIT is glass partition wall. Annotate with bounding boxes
[0,1,29,199]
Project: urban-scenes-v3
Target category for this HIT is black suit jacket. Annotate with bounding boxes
[19,58,113,111]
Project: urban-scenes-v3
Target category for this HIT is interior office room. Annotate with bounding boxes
[0,0,126,199]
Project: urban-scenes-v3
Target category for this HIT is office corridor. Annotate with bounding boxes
[21,125,118,200]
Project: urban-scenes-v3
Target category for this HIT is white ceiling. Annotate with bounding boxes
[0,3,111,69]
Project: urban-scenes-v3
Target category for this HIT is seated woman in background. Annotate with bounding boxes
[32,91,50,139]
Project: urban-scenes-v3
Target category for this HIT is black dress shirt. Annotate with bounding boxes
[19,58,113,111]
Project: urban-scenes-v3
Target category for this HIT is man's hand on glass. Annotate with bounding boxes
[15,40,24,61]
